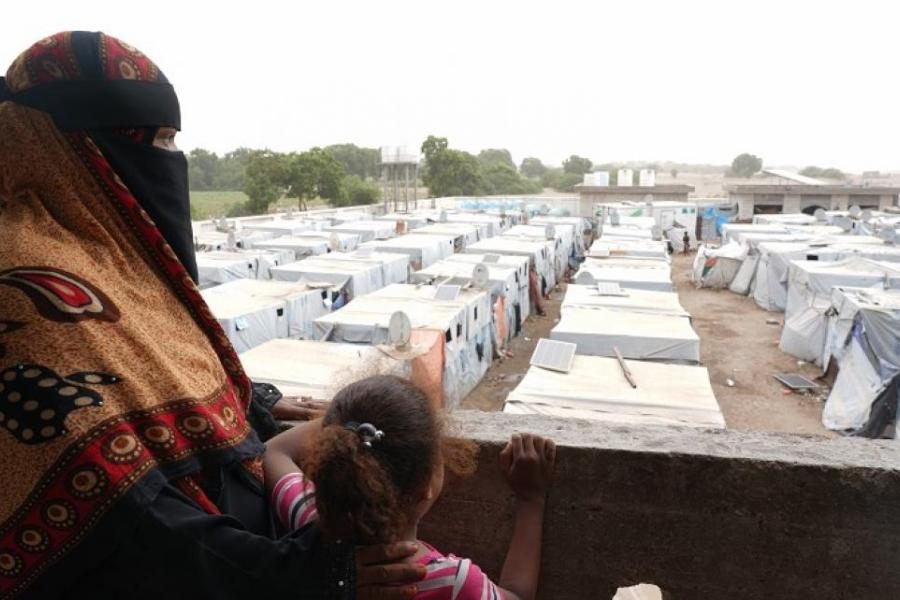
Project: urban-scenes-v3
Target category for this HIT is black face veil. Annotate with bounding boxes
[0,31,198,282]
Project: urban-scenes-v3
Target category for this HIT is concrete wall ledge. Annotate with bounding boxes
[421,412,900,600]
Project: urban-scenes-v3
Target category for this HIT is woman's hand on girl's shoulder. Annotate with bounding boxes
[356,543,426,600]
[499,433,556,503]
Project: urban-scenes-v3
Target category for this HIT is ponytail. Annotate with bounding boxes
[305,423,406,544]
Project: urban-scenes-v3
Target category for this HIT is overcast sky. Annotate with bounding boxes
[6,0,899,172]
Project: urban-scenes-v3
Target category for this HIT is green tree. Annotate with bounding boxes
[337,175,381,207]
[326,144,380,180]
[420,135,482,197]
[520,157,547,179]
[563,155,593,175]
[730,153,763,178]
[243,150,286,214]
[670,168,679,178]
[541,168,582,191]
[479,162,541,195]
[283,148,346,210]
[187,148,219,191]
[477,148,515,170]
[218,147,251,190]
[801,166,845,180]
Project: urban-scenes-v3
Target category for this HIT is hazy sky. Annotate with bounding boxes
[6,1,899,172]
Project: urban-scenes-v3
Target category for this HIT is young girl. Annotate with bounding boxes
[264,375,556,600]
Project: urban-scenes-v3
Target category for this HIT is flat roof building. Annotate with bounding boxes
[574,184,695,218]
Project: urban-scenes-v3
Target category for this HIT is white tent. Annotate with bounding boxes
[582,256,671,275]
[239,339,411,401]
[531,216,591,256]
[588,239,670,261]
[314,289,492,407]
[192,229,275,252]
[574,265,674,292]
[196,249,294,287]
[691,243,747,288]
[562,284,688,317]
[251,236,330,260]
[504,354,724,428]
[820,287,900,435]
[411,259,528,343]
[598,225,653,240]
[375,213,430,232]
[325,220,396,242]
[415,223,483,250]
[465,237,557,294]
[240,219,317,236]
[270,251,409,299]
[294,230,360,252]
[444,212,502,237]
[201,279,329,352]
[360,234,456,270]
[551,307,700,363]
[505,224,574,277]
[779,258,900,363]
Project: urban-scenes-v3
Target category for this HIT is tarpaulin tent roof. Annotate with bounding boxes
[324,220,397,242]
[192,228,276,251]
[293,230,360,252]
[360,234,456,270]
[504,354,724,428]
[415,223,483,248]
[465,237,557,289]
[239,339,411,401]
[821,287,900,436]
[599,226,653,240]
[691,242,747,289]
[375,213,430,230]
[785,257,900,320]
[588,239,670,261]
[551,307,700,363]
[531,216,591,256]
[562,284,689,317]
[196,249,294,288]
[575,264,675,292]
[270,251,409,298]
[250,236,330,259]
[201,279,329,353]
[240,219,317,236]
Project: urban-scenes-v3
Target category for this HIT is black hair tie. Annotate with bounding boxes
[345,421,385,449]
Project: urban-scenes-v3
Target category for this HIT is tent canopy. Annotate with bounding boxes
[562,284,688,317]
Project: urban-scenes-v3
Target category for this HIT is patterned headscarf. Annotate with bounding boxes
[0,32,261,597]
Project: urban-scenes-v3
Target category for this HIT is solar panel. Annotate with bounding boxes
[596,282,627,296]
[530,339,576,373]
[434,285,461,301]
[774,373,818,390]
[482,254,501,264]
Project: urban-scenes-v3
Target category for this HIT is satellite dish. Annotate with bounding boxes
[861,209,874,222]
[849,205,862,219]
[651,225,663,241]
[472,264,490,289]
[610,210,621,226]
[286,207,295,220]
[329,233,341,252]
[226,231,237,250]
[813,208,827,222]
[216,216,229,231]
[544,224,556,240]
[439,210,448,223]
[834,216,852,232]
[387,311,412,349]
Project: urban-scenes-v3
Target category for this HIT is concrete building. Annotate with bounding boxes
[573,183,695,218]
[727,170,900,220]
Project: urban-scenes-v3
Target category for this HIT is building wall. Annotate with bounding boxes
[421,412,900,600]
[579,193,691,218]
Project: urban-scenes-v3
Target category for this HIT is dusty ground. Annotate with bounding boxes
[671,252,832,436]
[463,253,833,436]
[462,286,565,411]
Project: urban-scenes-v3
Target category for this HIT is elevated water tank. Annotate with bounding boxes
[594,171,610,186]
[639,169,656,187]
[582,173,595,186]
[617,169,633,187]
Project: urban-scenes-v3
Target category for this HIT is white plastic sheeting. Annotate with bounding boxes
[729,254,759,295]
[415,223,483,249]
[251,236,330,259]
[504,225,572,281]
[562,284,688,317]
[325,220,397,242]
[550,307,700,363]
[821,288,900,433]
[270,251,410,299]
[240,220,316,236]
[360,234,455,270]
[588,239,669,261]
[504,354,724,428]
[239,339,411,401]
[294,230,360,252]
[202,279,329,352]
[193,229,275,252]
[443,253,531,322]
[598,225,653,240]
[465,237,557,293]
[691,243,746,288]
[574,265,674,292]
[196,253,257,288]
[531,216,591,256]
[313,289,493,407]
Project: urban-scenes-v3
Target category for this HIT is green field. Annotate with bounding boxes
[189,191,328,220]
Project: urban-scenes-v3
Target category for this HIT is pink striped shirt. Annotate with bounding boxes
[272,472,504,600]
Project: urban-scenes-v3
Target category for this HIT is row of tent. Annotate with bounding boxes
[192,206,590,408]
[690,210,900,438]
[502,213,726,430]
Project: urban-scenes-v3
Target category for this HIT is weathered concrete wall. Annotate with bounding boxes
[422,412,900,600]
